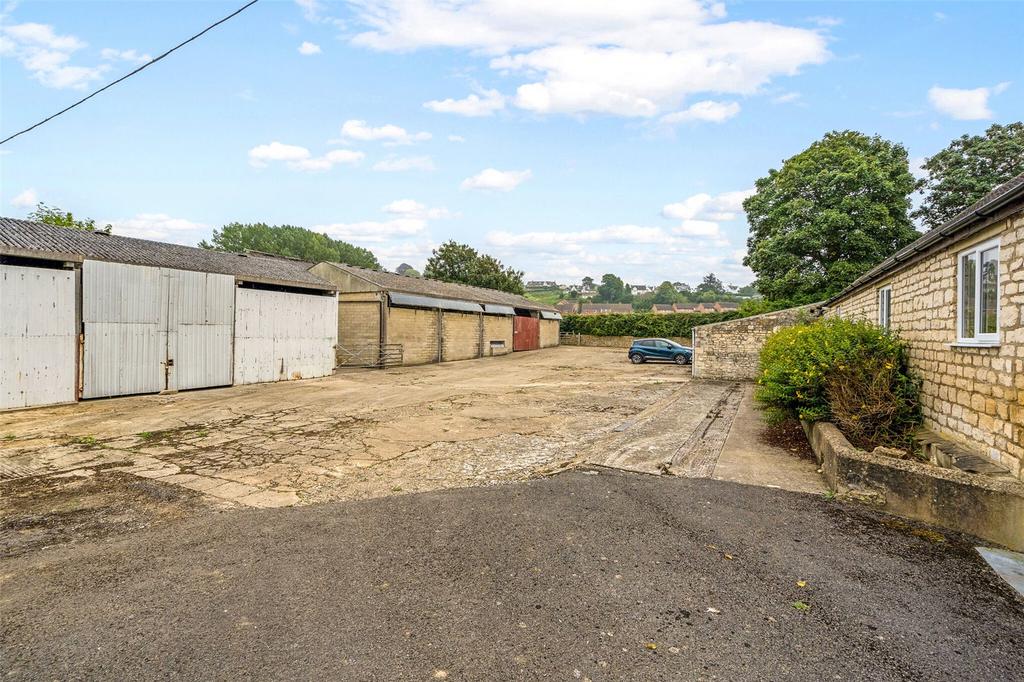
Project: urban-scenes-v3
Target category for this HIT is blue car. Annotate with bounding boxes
[628,338,693,365]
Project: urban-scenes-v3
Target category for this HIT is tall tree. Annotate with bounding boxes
[696,272,725,295]
[581,276,595,289]
[653,281,679,304]
[595,274,627,303]
[200,223,379,268]
[423,240,525,295]
[913,122,1024,229]
[28,203,111,233]
[743,130,919,302]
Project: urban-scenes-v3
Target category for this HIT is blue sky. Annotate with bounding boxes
[1,1,1021,286]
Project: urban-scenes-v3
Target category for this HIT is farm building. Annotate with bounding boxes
[310,262,561,367]
[1,218,338,410]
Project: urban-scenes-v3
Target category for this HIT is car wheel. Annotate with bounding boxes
[629,353,645,364]
[674,354,689,365]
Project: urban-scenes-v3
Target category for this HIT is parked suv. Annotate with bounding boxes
[628,338,693,365]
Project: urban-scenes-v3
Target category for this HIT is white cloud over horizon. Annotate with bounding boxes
[660,100,741,126]
[928,82,1010,120]
[424,88,505,117]
[349,1,830,118]
[105,213,209,243]
[10,187,38,208]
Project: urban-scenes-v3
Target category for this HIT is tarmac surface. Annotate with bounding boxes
[4,471,1023,681]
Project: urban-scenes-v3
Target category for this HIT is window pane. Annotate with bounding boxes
[961,253,976,338]
[980,247,998,334]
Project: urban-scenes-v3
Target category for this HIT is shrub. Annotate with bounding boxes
[756,318,921,450]
[561,312,741,338]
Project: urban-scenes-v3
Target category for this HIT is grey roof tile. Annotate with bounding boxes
[0,217,335,290]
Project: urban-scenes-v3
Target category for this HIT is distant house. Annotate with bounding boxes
[629,284,651,296]
[826,173,1024,480]
[556,300,579,315]
[526,280,558,290]
[715,301,740,311]
[651,304,675,314]
[580,303,634,315]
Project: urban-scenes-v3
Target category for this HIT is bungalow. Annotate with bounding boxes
[825,173,1024,480]
[651,304,676,314]
[580,303,634,315]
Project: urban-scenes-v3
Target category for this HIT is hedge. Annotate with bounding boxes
[561,312,742,338]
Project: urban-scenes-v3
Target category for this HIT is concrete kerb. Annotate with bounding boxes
[802,419,1024,551]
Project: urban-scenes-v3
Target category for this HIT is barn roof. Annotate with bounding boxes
[0,217,335,291]
[323,262,556,311]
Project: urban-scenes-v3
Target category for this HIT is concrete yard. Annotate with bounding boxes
[1,347,748,556]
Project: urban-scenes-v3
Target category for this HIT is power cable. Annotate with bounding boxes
[0,0,261,146]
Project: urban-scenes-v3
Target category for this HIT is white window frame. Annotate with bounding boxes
[877,286,892,330]
[956,237,1001,345]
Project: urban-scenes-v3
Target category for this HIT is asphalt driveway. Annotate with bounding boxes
[3,471,1021,680]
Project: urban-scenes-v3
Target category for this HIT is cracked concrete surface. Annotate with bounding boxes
[1,347,716,554]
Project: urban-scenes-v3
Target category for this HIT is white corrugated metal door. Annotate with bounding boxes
[233,288,337,385]
[0,264,77,410]
[82,261,235,398]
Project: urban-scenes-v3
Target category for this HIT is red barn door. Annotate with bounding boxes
[513,316,540,351]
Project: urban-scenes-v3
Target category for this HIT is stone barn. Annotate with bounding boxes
[310,263,561,367]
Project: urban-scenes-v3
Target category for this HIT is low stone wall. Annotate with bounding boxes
[561,335,690,349]
[691,304,821,381]
[803,420,1024,551]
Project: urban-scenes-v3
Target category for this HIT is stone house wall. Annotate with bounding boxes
[691,305,821,381]
[826,210,1023,479]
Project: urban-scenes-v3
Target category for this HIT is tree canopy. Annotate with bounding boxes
[199,223,379,269]
[913,121,1024,230]
[695,272,725,295]
[743,130,920,302]
[423,240,525,295]
[595,274,631,303]
[28,203,111,233]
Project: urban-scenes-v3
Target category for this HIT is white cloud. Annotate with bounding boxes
[424,88,505,117]
[448,134,466,143]
[460,168,532,192]
[10,187,37,208]
[1,21,108,89]
[928,82,1010,120]
[382,199,451,219]
[298,41,321,55]
[808,16,843,27]
[105,213,209,243]
[311,218,429,242]
[247,141,363,171]
[772,91,801,104]
[660,100,741,125]
[339,119,431,145]
[373,155,436,172]
[100,48,151,65]
[661,189,754,222]
[349,1,829,118]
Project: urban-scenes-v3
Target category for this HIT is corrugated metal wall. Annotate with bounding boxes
[234,288,337,385]
[0,264,77,410]
[82,261,234,398]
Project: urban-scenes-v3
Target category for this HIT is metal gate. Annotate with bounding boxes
[1,264,77,409]
[82,261,234,398]
[233,287,337,385]
[513,315,540,351]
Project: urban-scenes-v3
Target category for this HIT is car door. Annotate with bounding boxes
[653,340,671,360]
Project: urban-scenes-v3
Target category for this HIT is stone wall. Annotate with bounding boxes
[387,307,439,366]
[483,315,513,356]
[539,319,561,348]
[691,305,821,381]
[336,294,381,366]
[826,211,1023,480]
[441,311,481,361]
[561,335,691,349]
[804,420,1024,551]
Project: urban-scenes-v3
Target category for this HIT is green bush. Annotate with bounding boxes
[561,312,741,338]
[756,318,921,450]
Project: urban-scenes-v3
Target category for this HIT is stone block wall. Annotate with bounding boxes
[336,294,381,366]
[539,319,561,348]
[691,305,821,381]
[483,315,513,355]
[387,307,439,366]
[441,311,481,361]
[827,211,1023,479]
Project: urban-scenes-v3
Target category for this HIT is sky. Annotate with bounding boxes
[1,1,1021,287]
